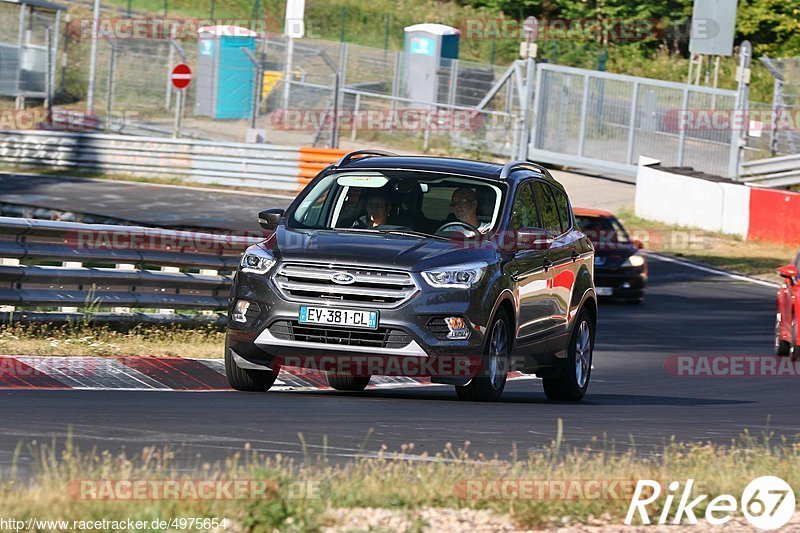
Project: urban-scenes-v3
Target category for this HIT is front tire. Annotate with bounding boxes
[224,336,279,392]
[455,310,510,402]
[327,372,371,391]
[775,314,791,356]
[543,309,594,402]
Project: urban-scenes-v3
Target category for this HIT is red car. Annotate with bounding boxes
[776,251,800,357]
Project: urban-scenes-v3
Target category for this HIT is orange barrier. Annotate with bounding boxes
[296,147,348,189]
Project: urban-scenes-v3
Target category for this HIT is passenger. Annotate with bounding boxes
[352,189,392,228]
[450,187,492,233]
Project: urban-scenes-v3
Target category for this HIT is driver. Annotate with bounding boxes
[352,189,392,228]
[450,187,492,233]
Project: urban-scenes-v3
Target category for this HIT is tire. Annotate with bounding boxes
[455,310,510,402]
[543,309,594,402]
[775,314,791,356]
[327,372,371,391]
[224,336,279,392]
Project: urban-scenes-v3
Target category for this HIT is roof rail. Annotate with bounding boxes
[499,160,548,179]
[334,149,397,168]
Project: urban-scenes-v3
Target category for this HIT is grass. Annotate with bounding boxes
[616,207,796,284]
[0,322,224,358]
[3,430,799,530]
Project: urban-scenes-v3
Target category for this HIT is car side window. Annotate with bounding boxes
[795,252,800,269]
[532,181,562,234]
[551,187,572,233]
[510,181,540,231]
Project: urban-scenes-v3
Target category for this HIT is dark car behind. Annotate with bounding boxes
[574,208,647,303]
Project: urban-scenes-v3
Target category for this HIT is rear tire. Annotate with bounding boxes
[455,310,510,402]
[327,372,371,391]
[543,309,594,402]
[224,336,279,392]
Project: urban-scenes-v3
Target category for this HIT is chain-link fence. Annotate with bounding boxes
[0,2,61,105]
[530,63,740,177]
[759,57,800,157]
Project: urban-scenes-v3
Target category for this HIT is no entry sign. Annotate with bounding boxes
[170,63,192,90]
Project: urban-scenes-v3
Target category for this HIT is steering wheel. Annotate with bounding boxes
[435,221,479,236]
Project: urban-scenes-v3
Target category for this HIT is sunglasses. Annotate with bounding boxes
[450,198,474,207]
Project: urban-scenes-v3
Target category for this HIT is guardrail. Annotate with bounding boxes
[0,130,346,192]
[0,217,263,319]
[740,154,800,188]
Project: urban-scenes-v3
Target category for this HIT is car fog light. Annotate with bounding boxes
[444,317,470,340]
[233,300,251,323]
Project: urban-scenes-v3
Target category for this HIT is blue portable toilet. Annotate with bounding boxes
[403,23,460,105]
[194,25,257,120]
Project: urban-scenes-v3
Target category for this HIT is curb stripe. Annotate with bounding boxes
[0,356,537,392]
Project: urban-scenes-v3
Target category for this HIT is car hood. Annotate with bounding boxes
[269,226,496,271]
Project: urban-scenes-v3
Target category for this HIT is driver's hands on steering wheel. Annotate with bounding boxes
[435,221,479,237]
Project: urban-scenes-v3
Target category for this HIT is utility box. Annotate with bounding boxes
[194,25,257,120]
[403,23,459,105]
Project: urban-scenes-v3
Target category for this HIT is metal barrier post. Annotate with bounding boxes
[113,263,135,314]
[158,266,180,315]
[105,40,116,131]
[60,261,82,313]
[351,92,361,141]
[676,87,690,166]
[577,73,590,157]
[727,41,752,179]
[0,258,19,313]
[517,57,535,160]
[626,81,639,165]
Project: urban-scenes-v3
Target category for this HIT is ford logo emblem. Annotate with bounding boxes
[331,272,356,285]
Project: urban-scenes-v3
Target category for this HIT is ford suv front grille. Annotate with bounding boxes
[273,263,418,308]
[269,320,412,349]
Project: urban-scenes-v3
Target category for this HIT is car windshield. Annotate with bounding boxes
[289,170,504,238]
[575,215,631,245]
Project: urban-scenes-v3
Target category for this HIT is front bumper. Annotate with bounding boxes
[593,267,647,299]
[226,268,495,380]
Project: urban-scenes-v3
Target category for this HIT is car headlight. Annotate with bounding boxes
[421,262,487,289]
[240,245,276,274]
[621,253,646,268]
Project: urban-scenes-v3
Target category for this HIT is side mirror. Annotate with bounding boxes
[258,208,284,231]
[634,239,644,250]
[777,264,798,282]
[516,228,554,251]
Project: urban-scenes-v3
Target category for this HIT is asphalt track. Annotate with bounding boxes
[2,255,796,471]
[0,173,286,232]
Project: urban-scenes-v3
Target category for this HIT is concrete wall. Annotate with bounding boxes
[634,157,750,238]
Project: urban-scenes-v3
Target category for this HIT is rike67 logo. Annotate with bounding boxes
[626,476,795,530]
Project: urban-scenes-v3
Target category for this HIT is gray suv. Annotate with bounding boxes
[226,152,597,401]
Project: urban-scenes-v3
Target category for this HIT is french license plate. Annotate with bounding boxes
[298,306,378,329]
[596,287,613,296]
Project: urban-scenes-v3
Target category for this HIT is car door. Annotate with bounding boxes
[547,184,585,329]
[505,179,553,343]
[529,181,570,327]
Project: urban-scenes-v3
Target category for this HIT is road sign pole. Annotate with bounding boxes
[173,88,183,138]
